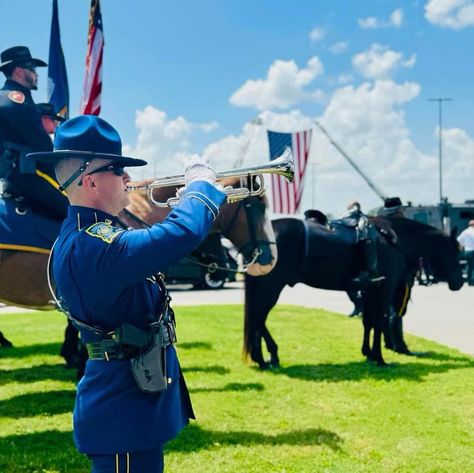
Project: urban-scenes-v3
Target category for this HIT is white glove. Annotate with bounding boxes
[183,154,216,186]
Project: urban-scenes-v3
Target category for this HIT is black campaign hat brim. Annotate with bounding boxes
[27,150,147,167]
[0,58,47,70]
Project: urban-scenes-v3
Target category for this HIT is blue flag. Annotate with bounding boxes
[47,0,69,119]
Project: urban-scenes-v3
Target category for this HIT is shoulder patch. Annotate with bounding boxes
[85,222,124,244]
[8,91,25,104]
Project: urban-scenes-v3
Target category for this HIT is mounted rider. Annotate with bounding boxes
[342,201,384,285]
[378,196,404,217]
[0,46,68,221]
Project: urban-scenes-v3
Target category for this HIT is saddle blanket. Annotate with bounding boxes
[0,197,61,254]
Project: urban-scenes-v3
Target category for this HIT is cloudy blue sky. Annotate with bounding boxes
[2,0,474,215]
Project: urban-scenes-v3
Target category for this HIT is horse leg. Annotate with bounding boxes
[361,290,386,364]
[361,295,373,359]
[244,269,286,369]
[371,326,386,365]
[250,330,268,370]
[384,305,396,350]
[389,313,412,355]
[261,325,280,368]
[60,320,82,368]
[0,330,13,348]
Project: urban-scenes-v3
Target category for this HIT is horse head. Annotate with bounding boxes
[215,176,277,276]
[380,216,464,291]
[434,228,464,290]
[123,178,277,276]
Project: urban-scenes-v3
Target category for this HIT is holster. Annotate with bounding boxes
[0,141,35,177]
[130,326,168,394]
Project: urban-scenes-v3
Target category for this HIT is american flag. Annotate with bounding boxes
[267,129,312,214]
[80,0,104,115]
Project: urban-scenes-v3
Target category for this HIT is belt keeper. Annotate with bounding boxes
[104,351,109,361]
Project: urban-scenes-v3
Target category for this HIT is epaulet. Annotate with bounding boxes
[85,221,124,244]
[7,91,25,104]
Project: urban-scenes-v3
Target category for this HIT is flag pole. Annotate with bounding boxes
[233,117,262,168]
[314,121,387,202]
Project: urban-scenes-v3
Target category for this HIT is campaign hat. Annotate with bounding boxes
[383,197,402,209]
[28,115,147,167]
[37,103,66,122]
[0,46,47,71]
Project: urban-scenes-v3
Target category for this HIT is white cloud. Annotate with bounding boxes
[337,73,354,84]
[390,8,404,27]
[352,44,416,79]
[328,41,349,54]
[229,57,325,110]
[309,26,326,42]
[125,83,474,218]
[359,8,404,29]
[123,105,219,178]
[425,0,474,29]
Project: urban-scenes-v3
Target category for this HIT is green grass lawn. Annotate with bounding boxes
[0,305,473,473]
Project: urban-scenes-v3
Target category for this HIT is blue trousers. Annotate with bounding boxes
[88,446,164,473]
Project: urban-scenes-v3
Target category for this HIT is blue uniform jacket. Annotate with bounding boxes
[52,181,226,455]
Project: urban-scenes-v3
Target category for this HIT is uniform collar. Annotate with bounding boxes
[3,79,33,100]
[68,205,118,230]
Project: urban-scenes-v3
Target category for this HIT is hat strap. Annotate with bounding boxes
[59,161,91,192]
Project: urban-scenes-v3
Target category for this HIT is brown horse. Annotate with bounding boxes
[0,178,277,347]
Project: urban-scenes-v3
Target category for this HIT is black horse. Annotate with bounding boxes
[243,215,464,369]
[244,217,407,368]
[375,216,464,354]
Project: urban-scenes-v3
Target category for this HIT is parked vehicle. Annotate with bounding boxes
[164,247,238,289]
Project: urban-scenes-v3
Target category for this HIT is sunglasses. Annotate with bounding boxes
[78,164,126,186]
[21,65,37,74]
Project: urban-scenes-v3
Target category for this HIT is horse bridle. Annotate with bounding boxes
[223,196,276,272]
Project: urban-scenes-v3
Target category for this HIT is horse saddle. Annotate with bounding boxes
[0,195,61,253]
[303,209,359,259]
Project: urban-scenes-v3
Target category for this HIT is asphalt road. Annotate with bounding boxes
[1,281,472,356]
[168,280,474,356]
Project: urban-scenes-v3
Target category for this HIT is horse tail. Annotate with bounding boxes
[243,272,258,360]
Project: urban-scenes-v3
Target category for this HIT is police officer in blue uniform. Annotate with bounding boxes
[0,46,68,220]
[29,115,226,472]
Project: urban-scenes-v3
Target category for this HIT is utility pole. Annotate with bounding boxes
[428,97,453,203]
[310,162,316,208]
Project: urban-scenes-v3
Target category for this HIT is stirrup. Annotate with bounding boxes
[351,271,369,285]
[368,275,385,284]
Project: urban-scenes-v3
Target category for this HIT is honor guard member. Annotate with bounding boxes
[37,102,66,135]
[0,46,68,221]
[29,115,226,473]
[378,196,404,217]
[342,201,384,285]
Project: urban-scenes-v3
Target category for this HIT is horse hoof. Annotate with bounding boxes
[257,361,271,370]
[0,340,13,348]
[270,360,280,368]
[362,347,371,357]
[395,346,413,356]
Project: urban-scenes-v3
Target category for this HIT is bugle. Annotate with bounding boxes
[127,147,294,208]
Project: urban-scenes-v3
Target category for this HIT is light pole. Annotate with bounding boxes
[429,97,453,203]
